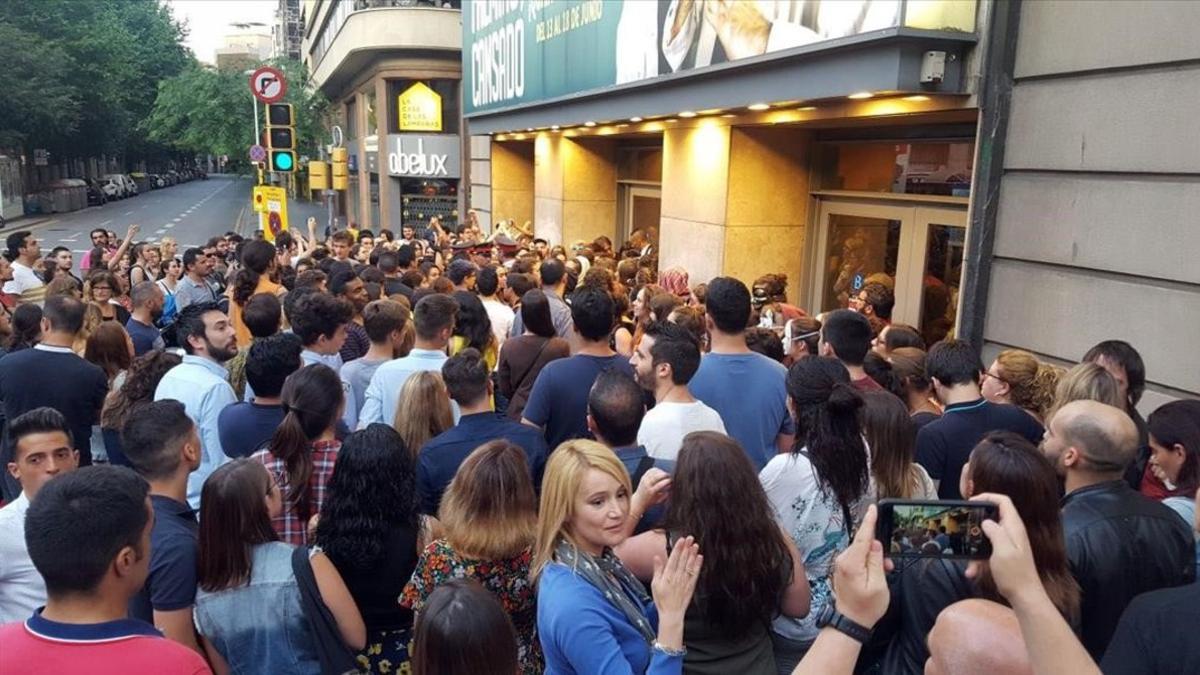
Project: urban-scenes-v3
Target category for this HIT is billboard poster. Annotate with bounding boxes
[464,0,902,115]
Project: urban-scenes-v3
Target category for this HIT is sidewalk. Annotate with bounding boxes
[0,214,58,237]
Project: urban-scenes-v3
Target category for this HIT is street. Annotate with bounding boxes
[8,175,326,263]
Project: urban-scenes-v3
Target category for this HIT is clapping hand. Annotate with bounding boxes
[651,535,702,619]
[831,504,890,628]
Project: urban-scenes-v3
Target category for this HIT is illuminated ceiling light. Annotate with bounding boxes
[666,118,678,123]
[630,116,643,122]
[698,108,722,115]
[551,125,560,130]
[526,127,534,131]
[678,111,697,118]
[584,121,596,127]
[903,95,930,102]
[721,113,736,118]
[495,134,507,141]
[747,103,770,111]
[617,123,629,128]
[798,106,818,111]
[848,92,874,100]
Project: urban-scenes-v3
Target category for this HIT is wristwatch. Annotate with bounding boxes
[815,602,873,643]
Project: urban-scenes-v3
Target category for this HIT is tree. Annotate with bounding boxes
[145,58,330,168]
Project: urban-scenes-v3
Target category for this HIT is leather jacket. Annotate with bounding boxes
[1061,480,1196,660]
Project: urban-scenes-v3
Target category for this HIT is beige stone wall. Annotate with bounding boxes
[533,135,617,246]
[723,127,810,304]
[490,141,534,228]
[659,122,732,287]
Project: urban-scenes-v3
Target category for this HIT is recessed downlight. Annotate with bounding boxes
[848,92,874,100]
[748,103,770,111]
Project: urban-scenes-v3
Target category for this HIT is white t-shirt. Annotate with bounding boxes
[637,399,727,461]
[0,493,46,624]
[482,297,515,354]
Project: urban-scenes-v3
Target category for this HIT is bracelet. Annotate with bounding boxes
[651,641,687,657]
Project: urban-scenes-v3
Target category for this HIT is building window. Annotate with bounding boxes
[399,178,458,231]
[815,140,974,197]
[387,79,459,134]
[365,91,378,135]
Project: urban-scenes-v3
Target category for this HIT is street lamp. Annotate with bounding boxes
[243,68,260,146]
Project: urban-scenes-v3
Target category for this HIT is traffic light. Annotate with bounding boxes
[265,103,296,173]
[308,160,328,191]
[331,146,348,191]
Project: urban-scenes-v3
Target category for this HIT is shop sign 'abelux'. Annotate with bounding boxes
[386,135,461,179]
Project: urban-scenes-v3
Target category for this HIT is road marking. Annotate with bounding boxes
[123,211,133,216]
[155,228,167,234]
[100,219,113,226]
[164,223,175,229]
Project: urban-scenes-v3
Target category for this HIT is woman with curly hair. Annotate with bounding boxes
[449,290,497,370]
[100,350,182,467]
[316,424,426,674]
[617,432,809,674]
[982,349,1061,424]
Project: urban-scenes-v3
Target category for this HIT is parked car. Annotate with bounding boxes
[102,175,127,199]
[121,174,139,196]
[84,178,108,205]
[148,174,165,188]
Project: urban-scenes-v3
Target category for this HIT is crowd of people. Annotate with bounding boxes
[0,213,1197,675]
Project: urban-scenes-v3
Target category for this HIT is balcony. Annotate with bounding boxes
[309,2,461,96]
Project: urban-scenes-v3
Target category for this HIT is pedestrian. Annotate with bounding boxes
[0,466,209,674]
[533,439,702,674]
[100,350,182,467]
[521,287,635,448]
[251,364,343,546]
[126,281,165,355]
[3,230,47,306]
[630,320,725,461]
[689,277,793,470]
[981,348,1061,424]
[860,390,937,499]
[360,293,458,428]
[173,247,220,313]
[340,299,408,429]
[760,356,872,672]
[887,347,941,430]
[153,301,239,508]
[410,580,519,675]
[194,459,364,673]
[224,292,283,401]
[121,400,204,655]
[403,441,542,674]
[328,267,370,362]
[85,269,131,324]
[229,239,286,349]
[218,333,303,458]
[316,424,423,673]
[416,349,546,516]
[1145,399,1200,574]
[0,408,81,623]
[616,431,810,674]
[496,289,570,422]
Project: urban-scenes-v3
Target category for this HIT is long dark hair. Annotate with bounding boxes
[316,424,418,572]
[84,322,132,381]
[197,459,279,591]
[451,290,494,353]
[520,289,555,338]
[7,303,42,351]
[860,391,922,499]
[269,364,344,521]
[101,350,182,429]
[1147,400,1200,495]
[661,431,792,636]
[232,239,277,306]
[411,579,519,675]
[966,432,1080,621]
[787,357,869,521]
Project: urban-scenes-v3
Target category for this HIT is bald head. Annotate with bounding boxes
[1053,399,1138,474]
[926,599,1033,675]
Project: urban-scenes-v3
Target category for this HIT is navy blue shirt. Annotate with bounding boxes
[129,495,199,621]
[522,353,635,450]
[613,444,675,534]
[125,317,164,356]
[416,412,549,516]
[915,398,1044,499]
[217,402,285,458]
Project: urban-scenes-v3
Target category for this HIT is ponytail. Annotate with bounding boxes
[269,408,316,519]
[788,358,870,519]
[268,364,344,522]
[232,266,262,306]
[232,240,278,306]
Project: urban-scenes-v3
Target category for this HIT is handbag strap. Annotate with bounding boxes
[513,337,552,390]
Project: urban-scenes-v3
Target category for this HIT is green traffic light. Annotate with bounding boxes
[273,152,294,171]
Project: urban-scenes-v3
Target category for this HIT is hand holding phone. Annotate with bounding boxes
[964,493,1043,604]
[875,499,999,560]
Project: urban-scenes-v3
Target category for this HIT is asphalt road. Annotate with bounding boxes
[11,175,326,262]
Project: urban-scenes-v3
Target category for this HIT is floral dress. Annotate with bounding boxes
[401,539,543,675]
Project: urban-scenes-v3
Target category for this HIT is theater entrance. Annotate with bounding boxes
[809,199,967,344]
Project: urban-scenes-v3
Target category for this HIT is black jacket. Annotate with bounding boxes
[1062,480,1195,661]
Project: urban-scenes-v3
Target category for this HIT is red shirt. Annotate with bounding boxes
[852,375,886,393]
[0,611,210,675]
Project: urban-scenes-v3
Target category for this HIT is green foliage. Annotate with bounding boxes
[0,0,191,159]
[145,58,330,165]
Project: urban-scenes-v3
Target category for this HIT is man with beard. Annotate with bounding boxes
[628,320,724,461]
[125,282,165,356]
[154,302,238,509]
[330,267,370,362]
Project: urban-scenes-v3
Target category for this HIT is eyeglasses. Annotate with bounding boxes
[981,371,1008,385]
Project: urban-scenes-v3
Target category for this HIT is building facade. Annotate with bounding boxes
[302,0,464,232]
[465,0,1199,406]
[216,31,274,71]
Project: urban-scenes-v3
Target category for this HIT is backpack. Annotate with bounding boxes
[158,291,178,328]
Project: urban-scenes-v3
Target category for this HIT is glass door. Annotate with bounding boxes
[810,200,966,331]
[620,184,662,251]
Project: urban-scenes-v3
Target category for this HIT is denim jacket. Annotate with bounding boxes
[194,542,320,675]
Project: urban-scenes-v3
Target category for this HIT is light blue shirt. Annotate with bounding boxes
[340,357,387,432]
[358,349,457,429]
[155,355,237,509]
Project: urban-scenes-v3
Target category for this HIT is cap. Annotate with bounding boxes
[493,234,519,248]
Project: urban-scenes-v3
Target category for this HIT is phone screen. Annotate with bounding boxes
[876,499,998,560]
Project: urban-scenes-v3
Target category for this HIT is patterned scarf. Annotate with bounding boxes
[553,539,656,643]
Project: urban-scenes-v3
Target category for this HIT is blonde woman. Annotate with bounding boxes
[392,371,453,459]
[981,349,1062,424]
[1045,362,1123,423]
[402,440,542,674]
[533,439,702,675]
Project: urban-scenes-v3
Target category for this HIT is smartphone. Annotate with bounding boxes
[875,499,999,560]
